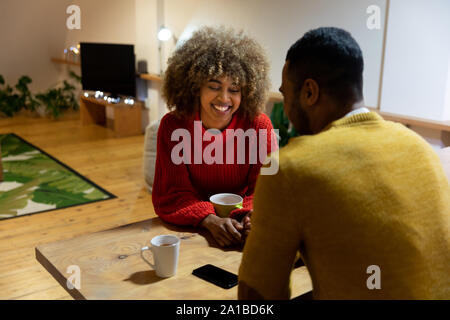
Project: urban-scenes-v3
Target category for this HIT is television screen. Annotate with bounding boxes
[80,42,136,97]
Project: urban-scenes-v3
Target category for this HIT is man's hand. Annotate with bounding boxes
[200,214,243,247]
[241,210,253,239]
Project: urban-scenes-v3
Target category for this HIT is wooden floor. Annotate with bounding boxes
[0,113,156,299]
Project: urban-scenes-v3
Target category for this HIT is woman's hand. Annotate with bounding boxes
[200,214,243,247]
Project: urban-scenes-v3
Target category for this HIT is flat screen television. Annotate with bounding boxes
[80,42,136,98]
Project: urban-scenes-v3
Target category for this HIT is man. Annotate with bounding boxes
[238,27,450,299]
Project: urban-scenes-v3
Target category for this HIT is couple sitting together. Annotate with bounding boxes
[151,26,450,299]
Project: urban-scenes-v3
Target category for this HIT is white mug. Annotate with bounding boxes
[140,234,180,278]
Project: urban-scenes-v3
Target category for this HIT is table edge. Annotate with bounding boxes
[35,246,86,300]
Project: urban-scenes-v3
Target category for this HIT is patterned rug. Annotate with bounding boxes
[0,133,116,220]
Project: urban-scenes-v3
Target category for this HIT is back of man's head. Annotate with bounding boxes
[286,27,364,107]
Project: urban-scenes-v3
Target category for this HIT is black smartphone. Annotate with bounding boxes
[192,264,238,289]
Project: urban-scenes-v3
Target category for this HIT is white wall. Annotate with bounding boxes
[409,126,449,151]
[3,0,449,148]
[65,0,136,46]
[163,0,449,148]
[64,0,162,125]
[0,0,390,123]
[164,0,387,109]
[135,0,161,125]
[0,0,72,93]
[380,0,450,121]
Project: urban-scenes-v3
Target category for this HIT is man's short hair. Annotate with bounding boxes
[286,27,364,106]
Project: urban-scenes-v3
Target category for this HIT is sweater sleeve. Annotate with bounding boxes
[152,115,215,226]
[229,113,278,221]
[238,159,301,299]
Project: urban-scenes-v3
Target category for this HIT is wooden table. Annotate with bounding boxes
[36,217,312,300]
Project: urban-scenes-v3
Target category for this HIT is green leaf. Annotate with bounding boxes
[0,192,32,216]
[0,180,41,216]
[32,184,93,207]
[0,133,112,218]
[269,102,299,147]
[2,171,34,184]
[19,75,32,85]
[84,188,107,200]
[68,71,82,83]
[63,80,75,91]
[1,134,35,156]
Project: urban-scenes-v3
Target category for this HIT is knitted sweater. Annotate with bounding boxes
[152,111,276,226]
[239,112,450,299]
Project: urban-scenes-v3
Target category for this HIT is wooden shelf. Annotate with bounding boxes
[139,73,163,83]
[51,58,163,84]
[268,91,283,102]
[369,108,450,132]
[51,57,80,66]
[265,94,450,132]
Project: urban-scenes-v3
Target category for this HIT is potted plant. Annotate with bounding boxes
[270,101,298,147]
[35,80,79,119]
[0,75,41,117]
[0,71,80,119]
[16,76,40,117]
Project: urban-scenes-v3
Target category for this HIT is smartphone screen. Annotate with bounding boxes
[192,264,238,289]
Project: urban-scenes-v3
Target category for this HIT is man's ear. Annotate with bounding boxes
[301,79,319,106]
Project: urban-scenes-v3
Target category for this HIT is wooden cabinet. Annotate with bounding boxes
[80,96,143,138]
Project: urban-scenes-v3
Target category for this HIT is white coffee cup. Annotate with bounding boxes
[140,234,180,278]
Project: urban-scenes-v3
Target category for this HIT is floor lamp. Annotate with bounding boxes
[157,26,178,76]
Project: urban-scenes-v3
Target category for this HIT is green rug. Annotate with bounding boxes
[0,133,116,220]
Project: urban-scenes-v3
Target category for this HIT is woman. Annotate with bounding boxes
[152,26,276,247]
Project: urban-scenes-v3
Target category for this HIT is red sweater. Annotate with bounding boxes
[152,111,276,226]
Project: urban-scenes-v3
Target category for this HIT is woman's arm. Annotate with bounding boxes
[229,113,278,221]
[152,114,215,226]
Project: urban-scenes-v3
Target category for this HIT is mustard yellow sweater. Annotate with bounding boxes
[239,112,450,299]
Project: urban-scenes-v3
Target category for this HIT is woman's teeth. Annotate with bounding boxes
[212,104,231,112]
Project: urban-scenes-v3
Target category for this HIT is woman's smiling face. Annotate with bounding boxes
[199,76,242,130]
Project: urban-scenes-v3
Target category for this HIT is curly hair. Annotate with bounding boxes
[162,26,270,121]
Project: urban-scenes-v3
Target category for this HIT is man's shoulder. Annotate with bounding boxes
[275,136,318,173]
[277,119,438,169]
[279,134,325,159]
